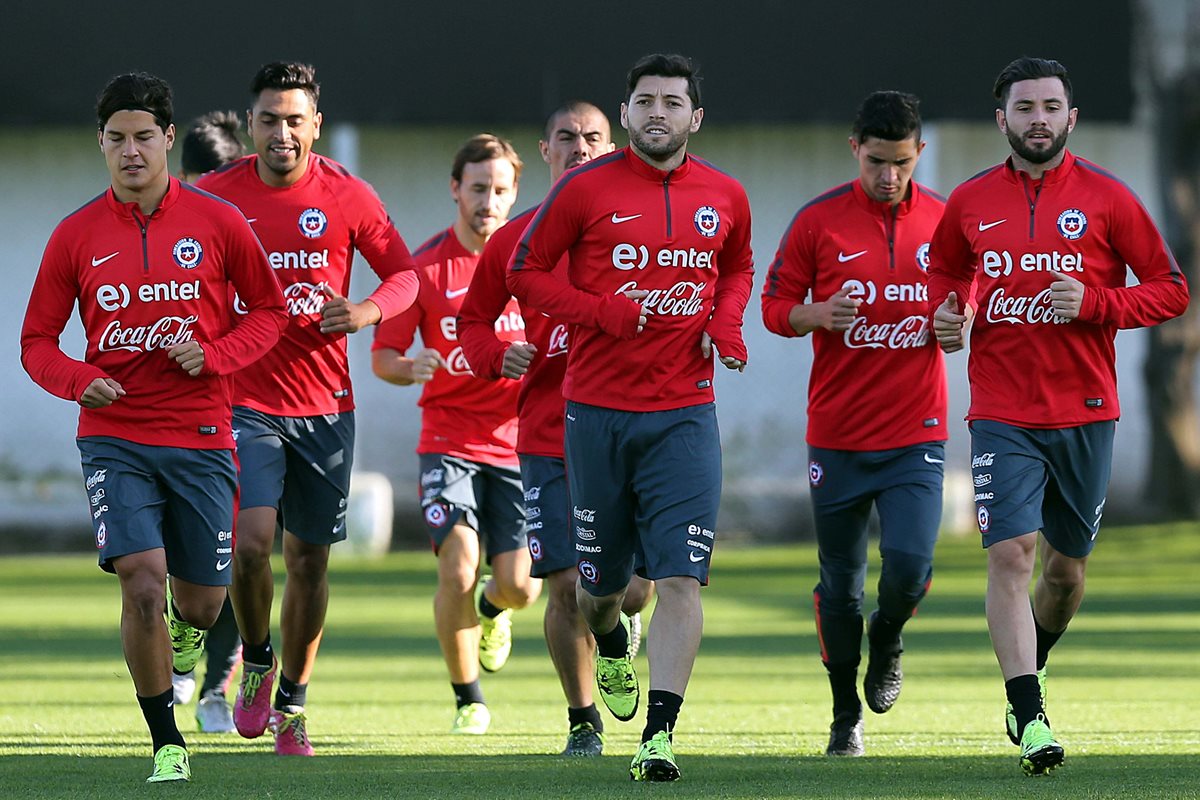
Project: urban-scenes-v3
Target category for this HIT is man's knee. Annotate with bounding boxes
[878,549,932,613]
[546,569,579,613]
[1041,550,1086,593]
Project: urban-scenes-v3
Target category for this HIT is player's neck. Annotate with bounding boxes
[112,176,169,217]
[452,218,487,254]
[255,154,311,189]
[630,142,688,173]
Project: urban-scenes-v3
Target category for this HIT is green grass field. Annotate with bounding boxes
[1,523,1198,799]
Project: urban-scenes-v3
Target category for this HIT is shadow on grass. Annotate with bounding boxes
[3,751,1199,800]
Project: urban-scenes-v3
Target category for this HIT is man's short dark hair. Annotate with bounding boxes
[852,91,922,144]
[993,57,1073,108]
[181,111,246,175]
[96,72,173,132]
[251,61,320,108]
[543,100,606,141]
[451,134,523,183]
[626,53,702,109]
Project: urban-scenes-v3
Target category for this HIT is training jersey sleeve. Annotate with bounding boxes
[705,185,754,362]
[199,215,287,376]
[761,209,817,338]
[459,220,524,381]
[507,185,643,340]
[20,226,108,402]
[1076,187,1189,328]
[372,285,422,354]
[343,179,419,321]
[927,189,978,316]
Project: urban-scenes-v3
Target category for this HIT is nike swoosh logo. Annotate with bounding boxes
[245,218,257,224]
[445,287,469,299]
[215,559,231,571]
[91,252,119,267]
[566,414,576,422]
[924,453,944,464]
[332,522,346,535]
[837,250,867,262]
[611,213,642,224]
[688,551,706,563]
[978,219,1007,232]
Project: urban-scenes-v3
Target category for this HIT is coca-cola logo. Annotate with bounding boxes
[615,280,706,317]
[843,314,930,349]
[98,315,197,353]
[985,287,1070,325]
[444,345,474,376]
[546,323,569,358]
[283,282,327,317]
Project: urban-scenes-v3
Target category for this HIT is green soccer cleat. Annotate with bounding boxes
[595,613,639,721]
[476,578,513,673]
[1006,666,1048,746]
[451,702,491,735]
[1019,713,1064,776]
[562,722,604,757]
[629,730,680,782]
[165,580,206,675]
[146,744,191,783]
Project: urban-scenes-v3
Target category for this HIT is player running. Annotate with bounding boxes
[197,61,419,756]
[762,90,948,757]
[507,54,754,781]
[372,134,540,735]
[457,102,655,756]
[20,73,287,783]
[928,56,1188,776]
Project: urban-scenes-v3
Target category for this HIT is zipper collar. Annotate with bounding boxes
[851,179,921,219]
[104,176,181,220]
[1002,149,1076,187]
[622,145,693,183]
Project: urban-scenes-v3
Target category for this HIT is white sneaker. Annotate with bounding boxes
[172,670,196,705]
[196,690,236,733]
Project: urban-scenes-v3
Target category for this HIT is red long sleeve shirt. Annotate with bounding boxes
[507,147,754,412]
[197,154,418,416]
[21,179,287,450]
[373,228,523,467]
[459,206,570,458]
[927,151,1188,427]
[763,180,948,450]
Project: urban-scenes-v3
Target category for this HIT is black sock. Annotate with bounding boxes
[478,588,504,620]
[568,704,604,732]
[138,688,185,753]
[1033,615,1065,671]
[1005,673,1044,736]
[824,660,862,720]
[593,619,629,659]
[275,674,307,711]
[642,690,683,743]
[452,680,485,708]
[242,636,273,668]
[867,610,906,652]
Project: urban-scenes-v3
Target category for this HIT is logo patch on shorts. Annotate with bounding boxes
[298,207,328,239]
[977,505,991,534]
[95,521,107,549]
[578,560,599,584]
[528,535,543,561]
[424,501,449,528]
[808,461,824,487]
[172,237,203,269]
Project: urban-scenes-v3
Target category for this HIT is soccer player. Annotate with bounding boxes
[928,56,1189,775]
[372,134,539,736]
[507,54,754,781]
[20,73,287,783]
[196,62,419,756]
[762,91,948,757]
[172,109,247,734]
[457,102,656,757]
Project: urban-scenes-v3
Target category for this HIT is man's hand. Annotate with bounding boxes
[319,285,382,334]
[168,341,205,376]
[411,347,446,384]
[79,377,125,409]
[623,289,650,334]
[818,286,861,332]
[700,331,745,372]
[501,342,537,379]
[1049,273,1085,321]
[933,291,968,353]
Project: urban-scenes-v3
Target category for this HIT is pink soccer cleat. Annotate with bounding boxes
[271,708,314,756]
[233,658,277,738]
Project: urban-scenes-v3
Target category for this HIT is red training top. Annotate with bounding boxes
[21,179,288,450]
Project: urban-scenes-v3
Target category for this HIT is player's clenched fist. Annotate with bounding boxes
[79,377,126,408]
[502,342,537,379]
[1049,273,1084,320]
[168,341,206,376]
[933,291,968,353]
[821,285,861,332]
[411,347,446,384]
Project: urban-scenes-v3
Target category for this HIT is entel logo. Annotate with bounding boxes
[268,249,329,270]
[611,243,714,271]
[96,280,201,312]
[981,249,1084,278]
[841,279,927,305]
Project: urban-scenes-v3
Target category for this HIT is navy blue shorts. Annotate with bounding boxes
[233,407,354,545]
[565,401,721,596]
[78,436,237,585]
[418,454,526,563]
[519,455,573,577]
[807,441,944,563]
[970,419,1114,558]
